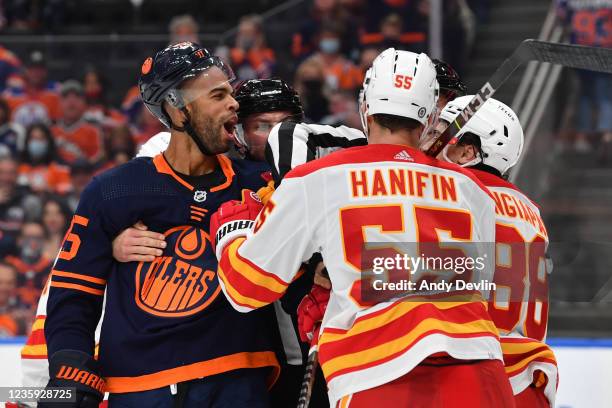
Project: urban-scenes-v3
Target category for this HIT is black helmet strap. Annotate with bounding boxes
[166,106,214,157]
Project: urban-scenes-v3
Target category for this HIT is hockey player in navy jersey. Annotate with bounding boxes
[40,42,278,408]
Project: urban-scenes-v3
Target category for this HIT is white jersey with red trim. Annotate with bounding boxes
[471,168,558,405]
[218,144,503,406]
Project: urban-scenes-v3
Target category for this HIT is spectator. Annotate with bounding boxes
[66,160,94,212]
[294,57,331,122]
[360,0,426,50]
[364,13,427,52]
[82,66,126,129]
[121,85,143,126]
[3,50,61,127]
[168,14,200,45]
[292,0,360,60]
[52,80,104,166]
[41,196,70,260]
[0,97,24,156]
[0,45,22,92]
[321,89,361,129]
[0,156,41,256]
[309,25,362,92]
[131,107,165,148]
[5,221,52,311]
[229,15,276,80]
[557,0,612,153]
[18,123,71,195]
[0,262,27,337]
[358,46,380,77]
[101,125,136,170]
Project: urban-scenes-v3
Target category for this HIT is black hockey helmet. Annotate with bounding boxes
[234,78,304,121]
[432,58,467,98]
[139,41,235,129]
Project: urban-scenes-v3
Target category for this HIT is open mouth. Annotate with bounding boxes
[223,116,238,136]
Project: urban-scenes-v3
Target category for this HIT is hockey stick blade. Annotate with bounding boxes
[425,39,612,157]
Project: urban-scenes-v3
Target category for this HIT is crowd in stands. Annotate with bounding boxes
[0,0,488,336]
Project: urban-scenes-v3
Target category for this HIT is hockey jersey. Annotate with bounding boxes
[217,144,503,406]
[44,153,279,393]
[472,169,558,405]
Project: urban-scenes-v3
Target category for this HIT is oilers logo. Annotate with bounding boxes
[135,225,220,317]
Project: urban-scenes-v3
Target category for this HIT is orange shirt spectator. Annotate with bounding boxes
[52,80,104,165]
[18,123,72,195]
[229,15,276,80]
[5,222,52,310]
[2,50,61,126]
[309,26,362,91]
[0,261,27,337]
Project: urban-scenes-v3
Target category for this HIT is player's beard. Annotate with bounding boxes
[189,110,234,155]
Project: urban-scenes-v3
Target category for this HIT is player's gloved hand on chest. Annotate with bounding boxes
[39,350,105,408]
[210,189,263,260]
[297,284,331,343]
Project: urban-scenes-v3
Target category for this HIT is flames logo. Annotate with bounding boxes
[134,225,220,317]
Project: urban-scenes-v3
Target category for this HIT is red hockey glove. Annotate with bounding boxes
[297,285,331,343]
[210,189,263,260]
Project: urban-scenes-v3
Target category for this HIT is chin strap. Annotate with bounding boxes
[169,108,214,156]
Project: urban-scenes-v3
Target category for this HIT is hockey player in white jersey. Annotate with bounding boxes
[210,49,515,407]
[437,95,558,408]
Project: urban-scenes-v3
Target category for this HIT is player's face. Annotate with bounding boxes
[184,67,239,155]
[242,110,292,161]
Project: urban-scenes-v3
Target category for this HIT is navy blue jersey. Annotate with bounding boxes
[45,154,279,393]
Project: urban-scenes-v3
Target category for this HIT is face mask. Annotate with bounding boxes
[21,237,43,263]
[28,140,49,159]
[319,38,340,54]
[238,37,255,50]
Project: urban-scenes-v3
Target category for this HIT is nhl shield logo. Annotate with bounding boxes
[193,190,207,202]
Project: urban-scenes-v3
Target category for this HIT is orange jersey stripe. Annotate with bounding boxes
[105,351,278,393]
[50,281,104,296]
[52,270,106,285]
[321,321,498,382]
[321,302,496,356]
[501,338,557,377]
[219,238,289,305]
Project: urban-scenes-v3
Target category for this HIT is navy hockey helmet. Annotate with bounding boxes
[234,78,304,121]
[139,42,235,129]
[432,58,467,98]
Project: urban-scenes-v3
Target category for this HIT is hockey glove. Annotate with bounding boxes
[38,350,105,408]
[297,285,331,343]
[210,189,263,260]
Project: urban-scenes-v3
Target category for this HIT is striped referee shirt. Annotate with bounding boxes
[265,122,367,185]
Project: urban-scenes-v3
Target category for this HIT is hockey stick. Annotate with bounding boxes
[425,39,612,157]
[297,326,320,408]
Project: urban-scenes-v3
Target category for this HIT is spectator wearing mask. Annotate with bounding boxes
[3,50,61,127]
[18,123,71,195]
[0,97,24,156]
[294,57,330,122]
[82,66,126,129]
[168,14,200,45]
[0,261,27,337]
[52,80,104,166]
[229,15,276,80]
[5,221,52,311]
[65,159,94,212]
[0,156,40,256]
[292,0,359,60]
[309,25,362,91]
[360,0,427,48]
[41,196,70,260]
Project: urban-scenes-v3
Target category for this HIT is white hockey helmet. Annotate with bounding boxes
[439,95,524,174]
[360,48,439,136]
